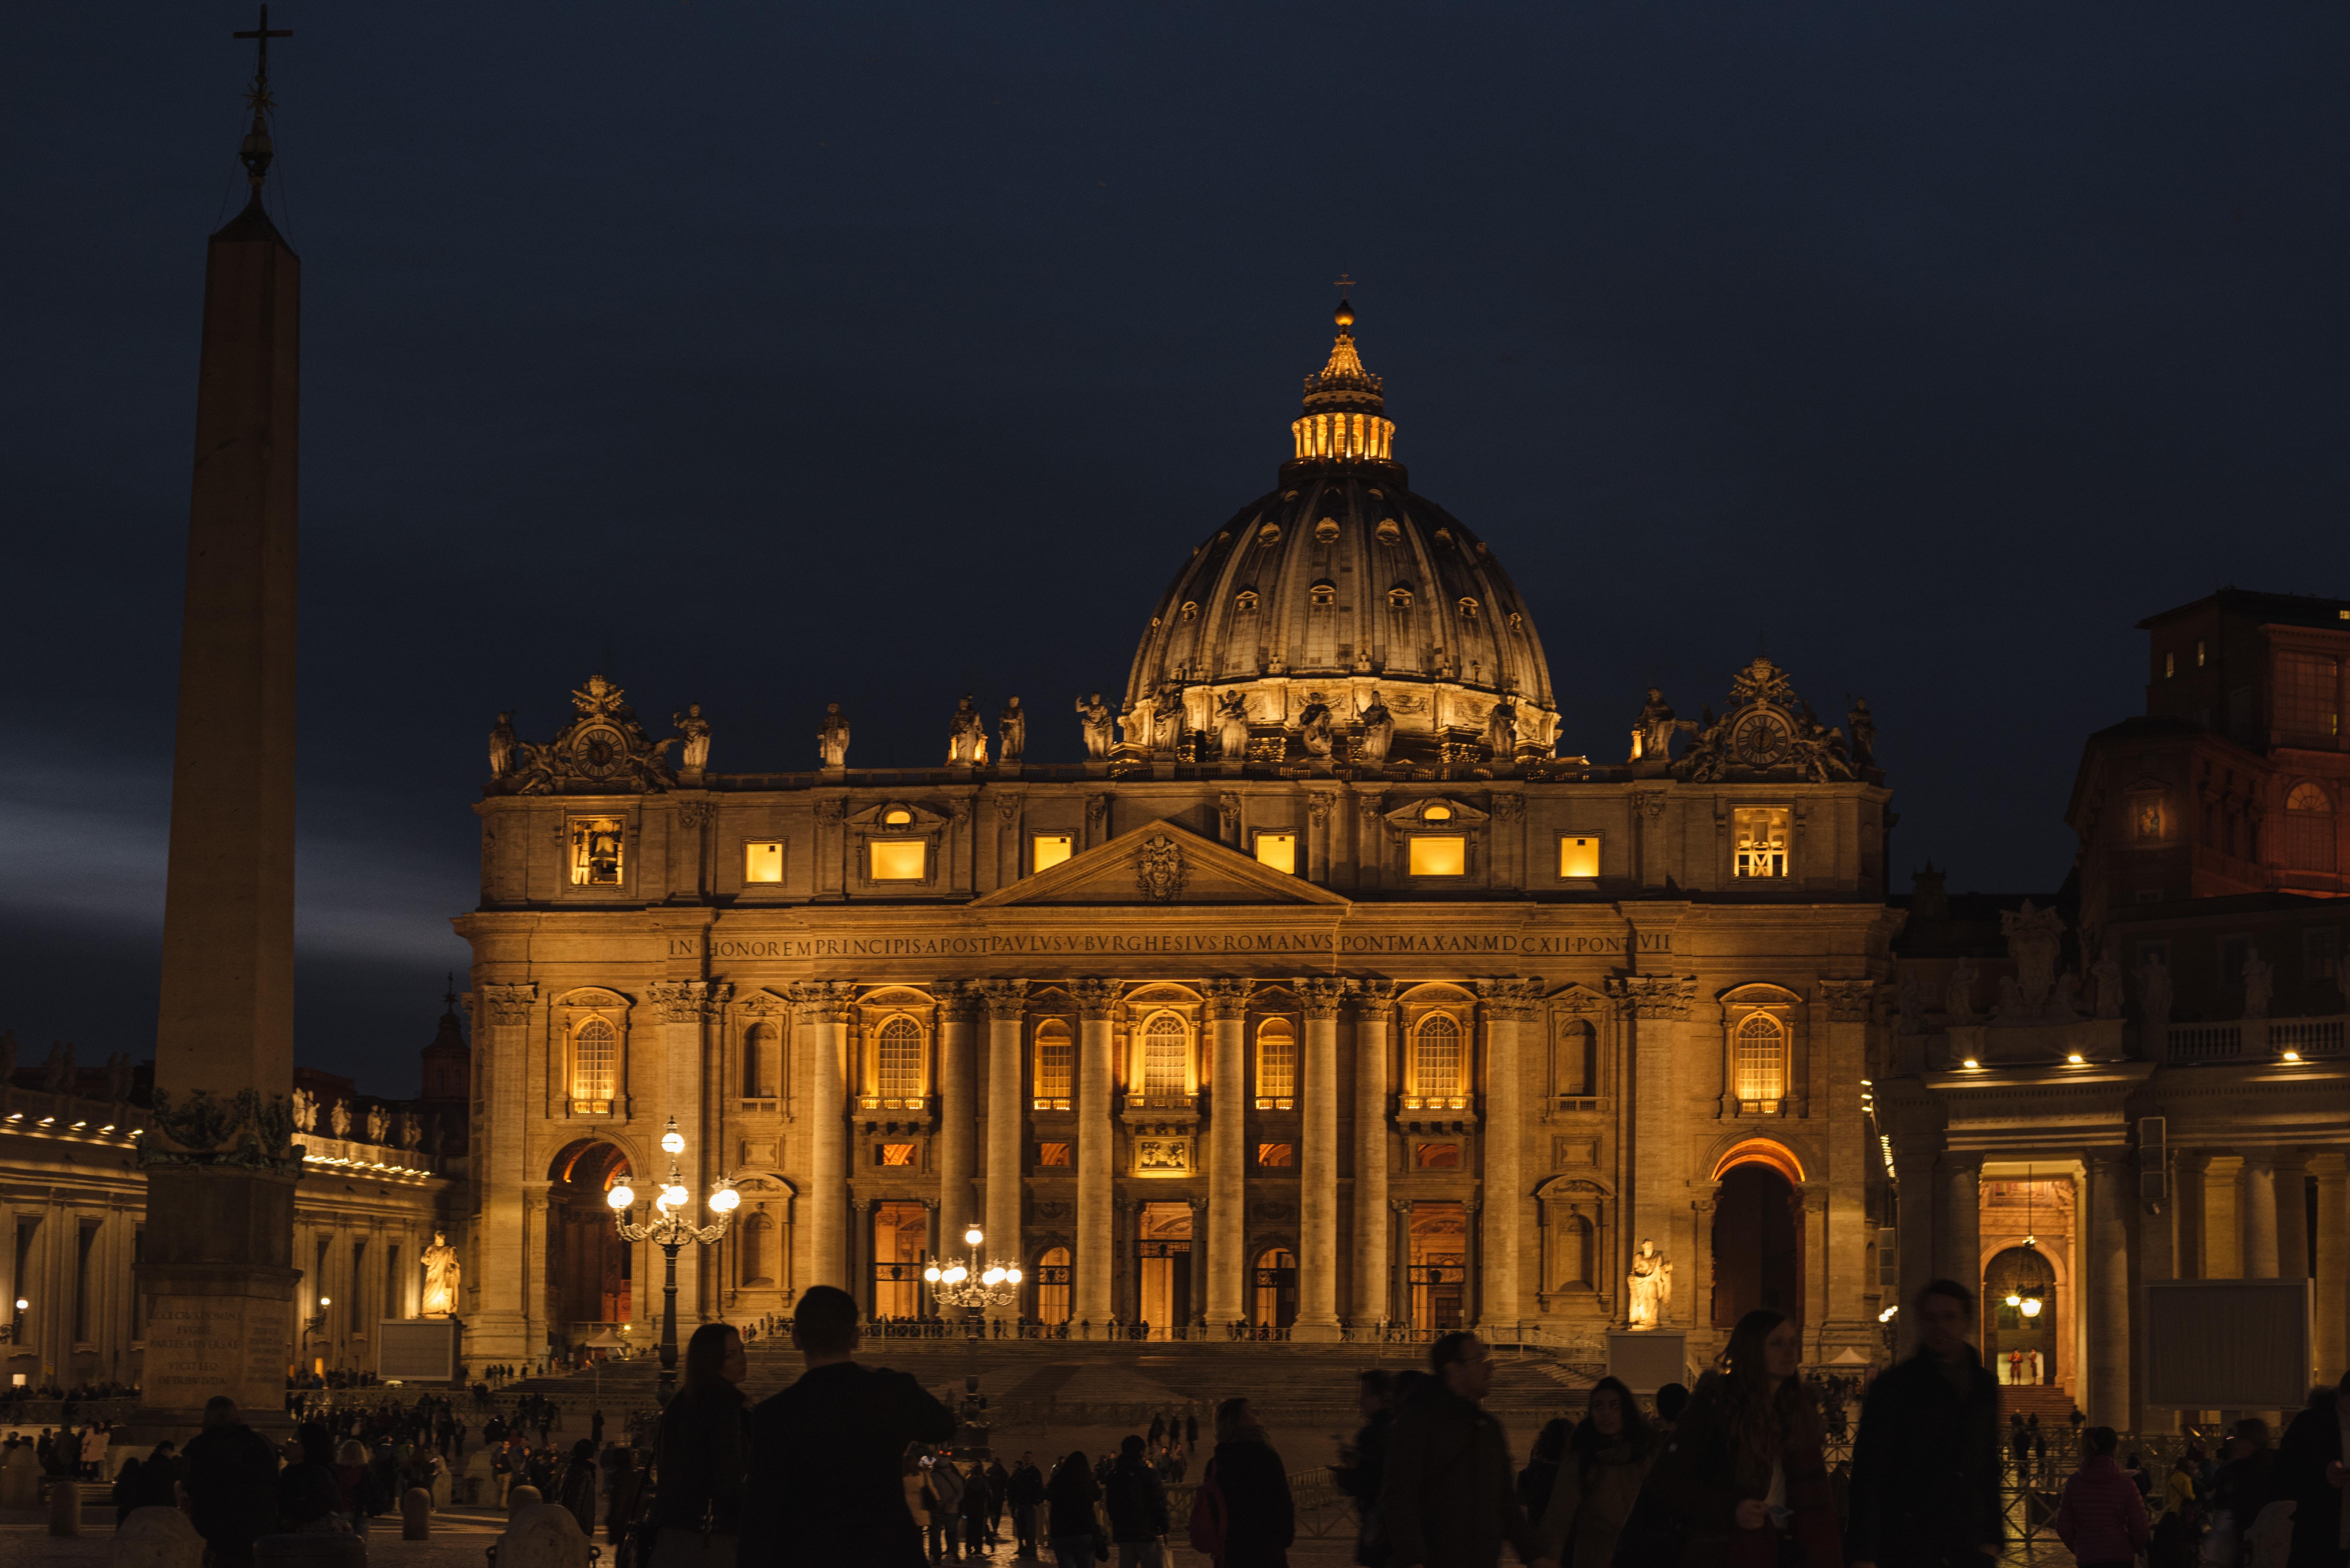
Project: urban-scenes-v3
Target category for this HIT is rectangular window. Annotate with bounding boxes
[1558,835,1600,879]
[876,1142,916,1167]
[1256,1142,1294,1168]
[1031,834,1073,873]
[1408,836,1467,877]
[1733,807,1790,878]
[2164,651,2176,679]
[1254,833,1297,874]
[2275,652,2341,747]
[1036,1141,1072,1168]
[743,841,784,884]
[868,840,926,881]
[1033,1023,1073,1108]
[569,816,625,886]
[1413,1142,1461,1169]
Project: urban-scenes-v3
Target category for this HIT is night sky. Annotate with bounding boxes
[5,4,2345,1095]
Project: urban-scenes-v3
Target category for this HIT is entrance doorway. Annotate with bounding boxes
[871,1202,928,1321]
[1712,1162,1800,1325]
[547,1141,633,1328]
[1137,1203,1193,1338]
[1033,1246,1072,1325]
[1985,1245,2058,1384]
[1408,1203,1468,1332]
[1251,1247,1298,1330]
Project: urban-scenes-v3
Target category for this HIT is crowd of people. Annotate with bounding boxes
[0,1377,137,1406]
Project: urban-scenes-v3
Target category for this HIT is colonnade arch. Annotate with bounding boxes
[546,1139,634,1334]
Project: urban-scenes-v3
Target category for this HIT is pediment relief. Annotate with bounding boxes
[1719,982,1804,1009]
[735,989,788,1019]
[846,801,950,833]
[1537,1174,1613,1199]
[554,986,631,1012]
[970,820,1352,908]
[1545,982,1610,1013]
[1379,796,1491,831]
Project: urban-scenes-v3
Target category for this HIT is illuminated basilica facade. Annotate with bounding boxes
[453,305,1904,1374]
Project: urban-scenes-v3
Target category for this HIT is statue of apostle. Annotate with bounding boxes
[1631,688,1675,762]
[1215,691,1251,761]
[488,711,518,779]
[1484,695,1518,763]
[1358,690,1395,767]
[673,703,712,772]
[420,1233,461,1318]
[816,704,851,768]
[998,697,1026,764]
[948,695,989,766]
[1297,694,1335,757]
[1626,1239,1672,1330]
[1074,693,1115,760]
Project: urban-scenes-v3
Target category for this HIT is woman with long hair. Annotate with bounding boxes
[1209,1396,1295,1568]
[649,1321,749,1567]
[1623,1309,1838,1567]
[1532,1376,1655,1568]
[1044,1450,1103,1568]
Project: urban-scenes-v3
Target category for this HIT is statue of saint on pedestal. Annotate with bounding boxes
[1626,1238,1672,1330]
[488,711,518,779]
[420,1232,461,1318]
[673,703,712,772]
[1485,696,1518,763]
[1358,690,1395,766]
[998,697,1026,764]
[948,695,988,766]
[1075,693,1115,760]
[1215,691,1251,761]
[817,704,851,768]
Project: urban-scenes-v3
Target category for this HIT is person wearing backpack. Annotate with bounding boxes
[1105,1434,1171,1566]
[1045,1451,1103,1568]
[1191,1396,1294,1567]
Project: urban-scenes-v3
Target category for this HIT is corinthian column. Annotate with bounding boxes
[474,984,536,1362]
[793,981,857,1290]
[2087,1153,2133,1427]
[651,977,729,1325]
[937,985,978,1245]
[978,980,1029,1318]
[1937,1152,1983,1303]
[1355,982,1397,1332]
[1204,978,1252,1328]
[1296,978,1346,1339]
[1477,978,1535,1335]
[1612,973,1693,1265]
[1072,979,1120,1325]
[2241,1155,2280,1279]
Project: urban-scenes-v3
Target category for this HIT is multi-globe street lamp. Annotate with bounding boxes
[924,1225,1022,1313]
[606,1116,737,1403]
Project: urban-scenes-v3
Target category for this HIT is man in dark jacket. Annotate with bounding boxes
[1334,1370,1397,1567]
[740,1284,957,1567]
[1380,1333,1537,1568]
[1848,1278,2004,1568]
[1105,1435,1171,1554]
[2277,1372,2350,1568]
[1008,1453,1046,1557]
[179,1397,281,1568]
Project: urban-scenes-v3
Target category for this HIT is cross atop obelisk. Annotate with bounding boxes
[231,5,291,194]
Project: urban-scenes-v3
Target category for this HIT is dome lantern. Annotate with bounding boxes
[1291,298,1396,466]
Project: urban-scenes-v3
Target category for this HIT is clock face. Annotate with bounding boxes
[1732,712,1792,767]
[573,726,627,778]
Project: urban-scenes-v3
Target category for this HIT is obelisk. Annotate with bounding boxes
[134,8,304,1437]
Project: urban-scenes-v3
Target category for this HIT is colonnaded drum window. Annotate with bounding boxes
[869,840,926,881]
[1255,833,1297,874]
[1409,835,1466,877]
[1032,834,1073,873]
[743,841,784,883]
[1558,835,1600,879]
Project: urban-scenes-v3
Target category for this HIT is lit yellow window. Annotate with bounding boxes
[2195,640,2206,667]
[1255,833,1297,874]
[743,841,784,884]
[1734,1012,1788,1105]
[1732,808,1789,878]
[869,840,926,881]
[1422,802,1454,822]
[883,807,913,826]
[569,817,625,886]
[1036,1141,1071,1167]
[877,1142,916,1167]
[1409,836,1466,877]
[1032,834,1073,873]
[1255,1018,1296,1108]
[1256,1142,1294,1168]
[570,1019,616,1113]
[1033,1020,1073,1109]
[1558,835,1599,879]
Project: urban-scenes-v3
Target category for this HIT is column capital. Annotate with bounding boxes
[1938,1150,1985,1175]
[1352,977,1399,1019]
[1202,977,1253,1021]
[1476,976,1543,1021]
[975,979,1031,1020]
[481,983,537,1025]
[2239,1151,2278,1174]
[789,979,858,1021]
[1070,978,1120,1019]
[649,978,731,1024]
[1608,973,1696,1019]
[1389,1197,1414,1214]
[1818,977,1879,1023]
[936,981,982,1021]
[1297,978,1347,1018]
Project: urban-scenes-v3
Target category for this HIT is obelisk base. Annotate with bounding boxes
[128,1165,300,1442]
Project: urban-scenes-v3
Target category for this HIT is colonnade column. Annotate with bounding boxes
[2275,1151,2311,1285]
[652,977,727,1326]
[1296,978,1345,1339]
[1477,979,1531,1335]
[937,986,978,1246]
[794,980,855,1291]
[1936,1152,1983,1302]
[1204,979,1250,1327]
[2241,1155,2280,1279]
[475,983,538,1360]
[1072,979,1118,1325]
[2087,1153,2134,1428]
[2316,1156,2349,1385]
[1354,983,1397,1333]
[979,980,1029,1319]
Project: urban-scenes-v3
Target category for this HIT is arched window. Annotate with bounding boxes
[1033,1020,1073,1110]
[1412,1014,1465,1106]
[738,1212,772,1288]
[874,1016,923,1103]
[571,1019,616,1112]
[1141,1013,1188,1100]
[743,1022,779,1099]
[1733,1012,1788,1106]
[1034,1246,1072,1325]
[1255,1018,1296,1108]
[2283,781,2337,873]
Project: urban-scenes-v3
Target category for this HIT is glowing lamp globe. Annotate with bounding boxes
[2020,1296,2043,1318]
[661,1183,689,1209]
[607,1184,635,1211]
[319,1297,330,1307]
[964,1227,984,1248]
[661,1125,686,1155]
[982,1267,1004,1285]
[923,1264,942,1284]
[1006,1268,1022,1285]
[709,1186,740,1214]
[943,1264,967,1285]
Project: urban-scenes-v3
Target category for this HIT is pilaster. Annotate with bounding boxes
[937,984,979,1244]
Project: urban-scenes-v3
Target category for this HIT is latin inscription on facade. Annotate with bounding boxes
[697,930,1668,961]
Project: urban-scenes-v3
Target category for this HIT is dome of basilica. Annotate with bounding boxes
[1119,302,1558,768]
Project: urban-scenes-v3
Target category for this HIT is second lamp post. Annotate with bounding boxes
[607,1115,737,1403]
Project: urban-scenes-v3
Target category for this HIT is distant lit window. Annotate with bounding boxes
[1558,835,1600,879]
[1733,808,1789,878]
[1255,1018,1296,1108]
[883,807,913,826]
[2276,654,2343,747]
[569,817,625,886]
[1033,1020,1073,1109]
[1410,1014,1465,1105]
[875,1016,924,1102]
[2196,640,2207,668]
[1255,833,1297,874]
[2283,781,2337,872]
[1409,836,1466,877]
[571,1019,616,1113]
[1036,1141,1072,1168]
[1032,834,1073,873]
[2164,652,2175,679]
[1256,1142,1294,1168]
[744,841,784,884]
[1140,1012,1188,1099]
[877,1142,916,1167]
[869,840,926,881]
[1413,1142,1461,1169]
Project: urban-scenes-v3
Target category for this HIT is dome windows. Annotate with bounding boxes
[1434,527,1454,546]
[1235,590,1260,614]
[1179,601,1199,622]
[1258,522,1282,547]
[1315,517,1340,543]
[1388,586,1415,610]
[1375,519,1400,545]
[1309,581,1337,609]
[1458,596,1482,621]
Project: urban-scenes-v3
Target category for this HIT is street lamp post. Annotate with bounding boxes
[607,1116,738,1404]
[924,1226,1022,1317]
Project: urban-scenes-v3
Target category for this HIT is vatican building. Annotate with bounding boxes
[452,303,1906,1382]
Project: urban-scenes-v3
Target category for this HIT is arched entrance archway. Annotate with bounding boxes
[1712,1146,1802,1327]
[547,1141,633,1332]
[1984,1245,2058,1385]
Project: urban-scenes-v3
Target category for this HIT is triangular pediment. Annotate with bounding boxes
[971,819,1352,908]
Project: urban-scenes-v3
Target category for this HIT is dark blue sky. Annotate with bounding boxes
[4,3,2345,1093]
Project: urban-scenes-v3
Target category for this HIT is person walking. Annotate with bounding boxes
[1529,1376,1655,1568]
[2278,1372,2350,1568]
[1105,1434,1171,1567]
[1333,1370,1396,1568]
[1010,1453,1046,1558]
[331,1437,381,1534]
[1380,1335,1529,1568]
[739,1284,957,1567]
[559,1438,600,1537]
[986,1456,1012,1545]
[179,1396,281,1568]
[1626,1308,1839,1568]
[2053,1426,2150,1568]
[924,1454,967,1561]
[1846,1278,2003,1568]
[1202,1398,1293,1568]
[1045,1451,1103,1568]
[960,1458,996,1559]
[649,1322,749,1568]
